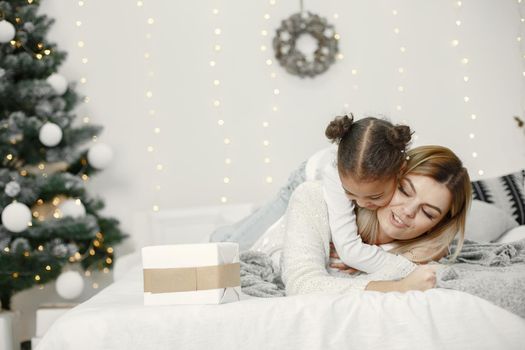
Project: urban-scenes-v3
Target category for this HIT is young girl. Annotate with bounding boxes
[323,114,416,274]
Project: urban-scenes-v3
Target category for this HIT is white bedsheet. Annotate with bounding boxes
[37,264,525,350]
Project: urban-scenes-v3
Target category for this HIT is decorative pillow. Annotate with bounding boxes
[471,170,525,225]
[464,200,519,242]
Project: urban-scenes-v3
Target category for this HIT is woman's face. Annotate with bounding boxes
[376,174,452,242]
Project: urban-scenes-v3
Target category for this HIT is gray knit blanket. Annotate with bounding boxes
[240,239,525,318]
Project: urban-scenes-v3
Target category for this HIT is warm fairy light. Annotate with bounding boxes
[225,158,231,164]
[456,20,462,26]
[264,157,271,163]
[471,114,477,120]
[272,106,278,112]
[264,13,270,20]
[137,1,143,6]
[35,275,41,281]
[103,268,110,274]
[147,18,155,24]
[78,1,84,7]
[461,58,469,64]
[398,86,405,92]
[396,105,402,111]
[400,46,406,53]
[220,196,228,203]
[260,45,267,52]
[147,146,154,152]
[464,96,470,102]
[469,133,475,139]
[153,205,159,212]
[144,52,150,59]
[107,247,114,254]
[337,53,344,60]
[478,170,484,176]
[81,58,88,64]
[266,59,273,66]
[209,60,216,67]
[213,100,221,107]
[77,41,85,48]
[266,176,273,184]
[213,80,220,86]
[333,13,339,19]
[33,211,39,218]
[262,121,269,127]
[214,28,221,35]
[452,39,459,47]
[156,164,163,171]
[12,272,18,278]
[273,89,280,95]
[223,177,230,184]
[394,28,400,34]
[263,140,270,146]
[76,20,82,27]
[38,245,44,251]
[36,54,43,60]
[82,174,89,181]
[223,138,231,145]
[6,154,13,160]
[334,34,340,40]
[463,76,469,82]
[214,44,221,51]
[37,163,45,170]
[154,127,160,134]
[45,265,51,271]
[74,252,81,260]
[92,283,99,289]
[89,249,95,256]
[106,258,113,264]
[212,8,219,15]
[44,49,51,55]
[217,119,224,126]
[146,91,153,98]
[93,240,100,247]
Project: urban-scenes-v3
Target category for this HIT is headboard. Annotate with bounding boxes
[130,203,255,250]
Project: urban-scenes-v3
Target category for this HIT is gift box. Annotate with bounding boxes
[142,242,241,305]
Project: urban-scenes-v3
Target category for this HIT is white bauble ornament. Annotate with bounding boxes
[4,181,21,197]
[1,202,31,232]
[46,73,68,95]
[58,199,86,219]
[55,271,84,300]
[0,20,16,43]
[87,143,113,169]
[39,122,63,147]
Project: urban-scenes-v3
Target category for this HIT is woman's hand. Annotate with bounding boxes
[329,242,360,274]
[399,265,439,292]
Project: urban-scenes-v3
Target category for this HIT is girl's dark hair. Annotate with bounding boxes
[325,114,412,181]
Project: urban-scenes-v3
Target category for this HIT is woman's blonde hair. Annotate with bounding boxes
[356,145,472,263]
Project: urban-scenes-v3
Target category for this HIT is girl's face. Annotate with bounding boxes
[376,174,452,242]
[340,174,397,210]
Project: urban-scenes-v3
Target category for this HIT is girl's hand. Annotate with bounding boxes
[399,265,439,292]
[329,242,360,274]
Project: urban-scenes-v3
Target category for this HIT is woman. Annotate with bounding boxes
[281,145,471,295]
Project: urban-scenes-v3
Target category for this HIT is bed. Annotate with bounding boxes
[35,201,525,350]
[37,151,525,349]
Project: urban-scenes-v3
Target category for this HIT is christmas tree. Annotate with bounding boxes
[0,0,126,310]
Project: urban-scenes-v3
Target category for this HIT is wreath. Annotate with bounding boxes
[273,12,339,78]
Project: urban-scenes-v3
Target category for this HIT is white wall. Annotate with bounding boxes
[12,0,525,343]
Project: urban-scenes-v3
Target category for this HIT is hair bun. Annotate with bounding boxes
[386,124,412,150]
[325,114,354,143]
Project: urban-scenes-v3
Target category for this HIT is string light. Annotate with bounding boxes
[391,8,407,119]
[451,0,482,176]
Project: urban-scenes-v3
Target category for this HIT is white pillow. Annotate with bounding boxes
[465,200,519,242]
[494,225,525,243]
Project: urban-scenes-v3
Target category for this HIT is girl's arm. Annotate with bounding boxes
[282,182,421,295]
[323,158,416,274]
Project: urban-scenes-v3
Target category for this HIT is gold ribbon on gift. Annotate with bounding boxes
[143,263,240,294]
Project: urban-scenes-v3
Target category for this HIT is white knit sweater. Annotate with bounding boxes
[281,181,417,295]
